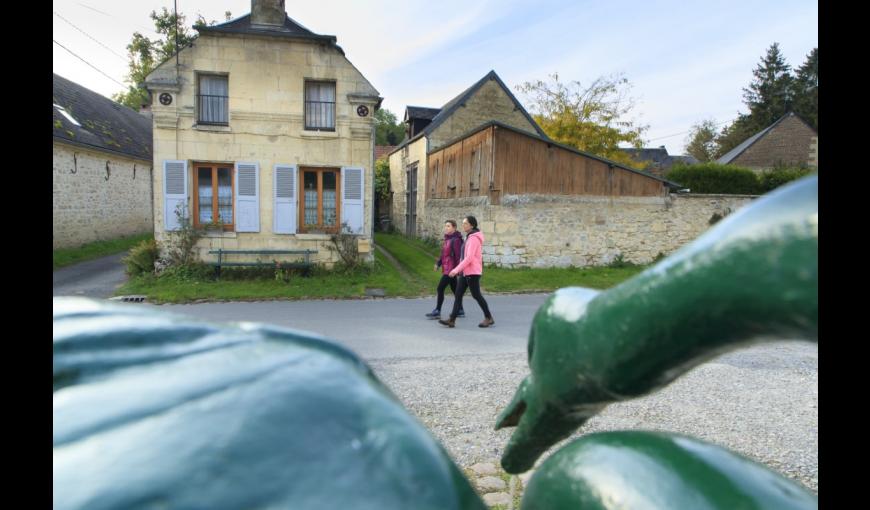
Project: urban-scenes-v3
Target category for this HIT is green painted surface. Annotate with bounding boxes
[53,299,486,510]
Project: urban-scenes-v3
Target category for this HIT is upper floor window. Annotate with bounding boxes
[197,74,229,125]
[305,81,335,131]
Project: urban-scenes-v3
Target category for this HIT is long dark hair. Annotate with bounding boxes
[464,215,478,229]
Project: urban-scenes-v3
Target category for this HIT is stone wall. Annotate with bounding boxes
[147,32,378,264]
[422,193,756,267]
[732,115,818,171]
[388,138,427,236]
[53,142,153,249]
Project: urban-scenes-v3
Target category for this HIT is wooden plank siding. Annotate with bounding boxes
[426,124,666,203]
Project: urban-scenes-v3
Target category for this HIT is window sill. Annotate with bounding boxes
[300,130,338,139]
[193,124,232,133]
[202,230,237,239]
[295,233,334,240]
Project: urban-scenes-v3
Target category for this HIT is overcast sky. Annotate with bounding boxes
[53,0,817,154]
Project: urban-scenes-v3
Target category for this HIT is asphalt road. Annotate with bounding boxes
[53,253,128,298]
[150,294,550,360]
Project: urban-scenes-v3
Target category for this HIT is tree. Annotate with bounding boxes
[792,48,818,131]
[516,72,649,168]
[684,119,720,162]
[713,115,756,159]
[113,8,228,109]
[742,43,794,133]
[374,108,405,145]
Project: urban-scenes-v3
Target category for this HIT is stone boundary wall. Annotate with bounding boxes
[422,193,756,267]
[53,142,153,249]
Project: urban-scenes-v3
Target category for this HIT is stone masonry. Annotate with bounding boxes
[423,193,755,267]
[53,142,153,249]
[731,114,818,171]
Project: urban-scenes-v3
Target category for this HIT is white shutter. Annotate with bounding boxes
[341,166,364,234]
[234,162,260,232]
[163,160,187,231]
[273,165,297,234]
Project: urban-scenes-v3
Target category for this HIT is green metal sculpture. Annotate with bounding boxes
[53,299,486,510]
[53,176,817,509]
[495,175,818,507]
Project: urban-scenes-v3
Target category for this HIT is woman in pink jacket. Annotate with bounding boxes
[439,215,495,328]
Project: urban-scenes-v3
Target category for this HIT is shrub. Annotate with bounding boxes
[758,166,814,193]
[164,204,205,267]
[327,223,362,269]
[666,162,761,194]
[123,239,160,276]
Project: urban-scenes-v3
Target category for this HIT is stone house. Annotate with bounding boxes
[387,70,548,236]
[53,74,153,250]
[145,0,381,265]
[717,112,818,171]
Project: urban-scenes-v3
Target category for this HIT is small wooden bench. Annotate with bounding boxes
[209,249,317,279]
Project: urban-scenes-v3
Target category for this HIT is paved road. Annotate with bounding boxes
[151,294,550,360]
[53,253,128,298]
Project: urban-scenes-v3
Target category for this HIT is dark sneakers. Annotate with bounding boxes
[456,309,465,318]
[478,317,495,328]
[438,318,455,328]
[425,309,441,319]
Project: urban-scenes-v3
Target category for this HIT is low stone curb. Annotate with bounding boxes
[465,460,531,510]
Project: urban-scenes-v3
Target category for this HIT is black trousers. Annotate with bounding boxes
[435,274,458,311]
[450,275,492,320]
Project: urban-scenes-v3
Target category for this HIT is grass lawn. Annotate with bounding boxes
[117,249,423,304]
[375,232,647,293]
[54,233,153,270]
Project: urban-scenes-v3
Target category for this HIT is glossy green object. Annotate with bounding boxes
[521,431,817,510]
[53,298,486,510]
[496,175,818,477]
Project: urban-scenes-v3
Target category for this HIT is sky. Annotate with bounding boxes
[53,0,817,154]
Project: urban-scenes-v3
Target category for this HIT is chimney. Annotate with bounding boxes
[251,0,286,26]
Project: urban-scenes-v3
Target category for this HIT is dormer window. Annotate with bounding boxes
[304,80,335,131]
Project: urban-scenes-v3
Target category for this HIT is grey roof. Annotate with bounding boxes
[619,147,699,168]
[389,70,548,156]
[429,120,683,190]
[53,73,152,161]
[195,13,341,52]
[405,106,441,121]
[716,112,815,165]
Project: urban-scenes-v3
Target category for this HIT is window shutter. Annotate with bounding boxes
[341,167,364,234]
[234,162,260,232]
[163,160,188,231]
[273,165,297,234]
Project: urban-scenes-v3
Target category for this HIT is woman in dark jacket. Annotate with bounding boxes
[425,220,465,319]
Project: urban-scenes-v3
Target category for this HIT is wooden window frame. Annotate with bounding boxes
[192,162,235,231]
[298,167,341,234]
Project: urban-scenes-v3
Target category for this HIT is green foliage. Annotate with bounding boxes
[684,119,720,162]
[113,8,221,110]
[666,163,761,194]
[374,108,405,146]
[758,166,814,193]
[792,48,818,132]
[164,204,205,267]
[123,238,161,276]
[516,72,649,168]
[375,158,391,201]
[742,42,794,132]
[606,253,636,269]
[327,224,363,270]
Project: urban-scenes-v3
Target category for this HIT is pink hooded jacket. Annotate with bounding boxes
[452,230,484,276]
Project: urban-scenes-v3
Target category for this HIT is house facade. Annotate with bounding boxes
[717,112,818,171]
[145,0,381,265]
[53,74,153,249]
[387,71,547,236]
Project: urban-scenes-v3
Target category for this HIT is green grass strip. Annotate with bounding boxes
[54,232,153,270]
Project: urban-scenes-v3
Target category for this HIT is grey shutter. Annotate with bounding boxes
[163,160,187,231]
[273,165,297,234]
[341,167,364,234]
[234,162,260,232]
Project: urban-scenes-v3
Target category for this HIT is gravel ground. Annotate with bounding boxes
[368,339,818,494]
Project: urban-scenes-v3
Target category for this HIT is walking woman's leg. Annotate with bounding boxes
[435,275,451,311]
[466,275,492,319]
[449,275,468,319]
